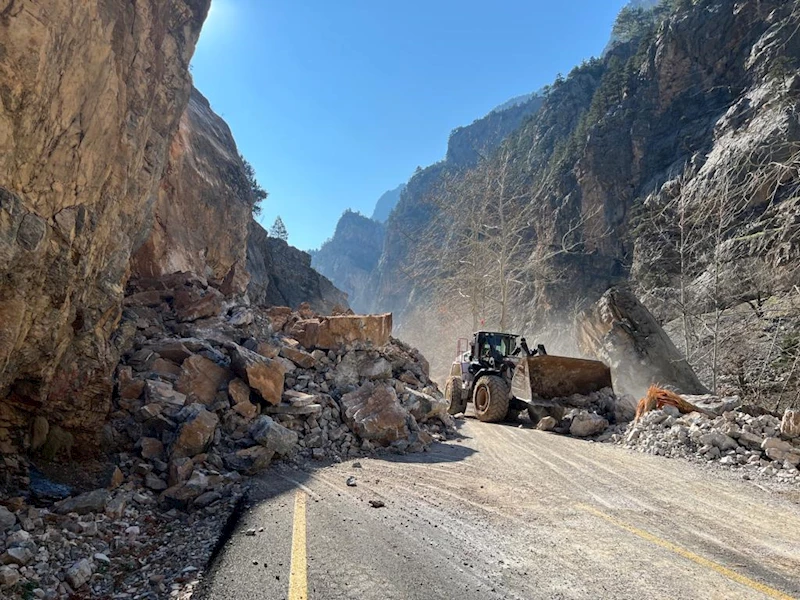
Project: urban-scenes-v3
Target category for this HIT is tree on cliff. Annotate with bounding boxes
[240,154,268,215]
[270,216,288,241]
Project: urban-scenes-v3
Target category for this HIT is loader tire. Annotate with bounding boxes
[445,376,467,415]
[473,376,510,423]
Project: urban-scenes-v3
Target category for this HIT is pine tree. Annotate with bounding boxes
[269,216,288,241]
[240,154,268,215]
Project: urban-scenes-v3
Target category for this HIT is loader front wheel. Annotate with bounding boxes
[445,376,467,415]
[473,376,510,423]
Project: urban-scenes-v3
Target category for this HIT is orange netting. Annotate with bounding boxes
[634,385,709,422]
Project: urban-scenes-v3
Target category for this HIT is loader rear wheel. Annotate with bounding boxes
[473,376,509,423]
[445,376,467,415]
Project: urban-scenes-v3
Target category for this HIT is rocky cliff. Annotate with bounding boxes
[317,92,545,317]
[311,211,384,313]
[248,221,348,314]
[0,0,210,452]
[130,87,252,295]
[328,0,800,402]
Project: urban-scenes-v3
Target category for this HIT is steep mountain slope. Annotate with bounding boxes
[130,87,252,295]
[248,220,348,313]
[0,0,210,448]
[316,91,546,316]
[0,1,348,453]
[311,211,385,313]
[373,0,800,401]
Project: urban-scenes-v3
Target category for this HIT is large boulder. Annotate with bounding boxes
[340,383,411,445]
[249,415,298,455]
[781,409,800,439]
[289,314,392,350]
[228,343,285,405]
[577,287,708,398]
[172,405,218,459]
[333,351,393,388]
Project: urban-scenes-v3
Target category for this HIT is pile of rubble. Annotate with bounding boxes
[613,397,800,482]
[0,481,238,598]
[1,273,453,598]
[531,387,638,438]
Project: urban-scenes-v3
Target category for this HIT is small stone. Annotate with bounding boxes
[141,437,165,459]
[536,416,557,431]
[108,466,125,489]
[368,499,385,508]
[346,476,357,487]
[193,491,222,508]
[245,529,257,536]
[145,473,168,491]
[0,565,20,587]
[0,506,16,530]
[66,558,93,589]
[93,553,110,564]
[1,547,33,566]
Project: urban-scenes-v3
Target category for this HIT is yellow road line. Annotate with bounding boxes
[577,504,797,600]
[288,490,308,600]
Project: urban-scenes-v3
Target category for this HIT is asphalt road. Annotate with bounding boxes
[197,418,800,600]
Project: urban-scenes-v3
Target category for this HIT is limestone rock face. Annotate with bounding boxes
[247,221,348,313]
[130,88,251,295]
[0,0,210,450]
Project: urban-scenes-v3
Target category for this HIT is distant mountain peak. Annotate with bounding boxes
[371,183,406,223]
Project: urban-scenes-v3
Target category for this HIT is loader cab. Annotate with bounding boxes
[471,331,518,369]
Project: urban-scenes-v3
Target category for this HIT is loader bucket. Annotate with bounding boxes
[511,355,612,402]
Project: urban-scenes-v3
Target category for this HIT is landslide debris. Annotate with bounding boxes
[0,274,453,598]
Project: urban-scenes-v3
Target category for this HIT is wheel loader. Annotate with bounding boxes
[444,331,613,423]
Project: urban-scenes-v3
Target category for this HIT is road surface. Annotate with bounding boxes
[197,418,800,600]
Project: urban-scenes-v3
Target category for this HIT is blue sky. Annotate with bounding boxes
[191,0,630,251]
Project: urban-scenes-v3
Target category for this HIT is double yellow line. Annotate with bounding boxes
[288,490,308,600]
[284,489,794,600]
[578,504,797,600]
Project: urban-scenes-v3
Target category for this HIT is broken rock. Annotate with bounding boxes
[54,489,109,515]
[229,343,285,405]
[290,313,392,350]
[402,388,448,422]
[340,383,410,445]
[224,446,274,474]
[176,354,230,405]
[172,406,218,459]
[569,411,609,437]
[279,345,316,369]
[781,409,800,439]
[250,416,298,456]
[536,416,557,431]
